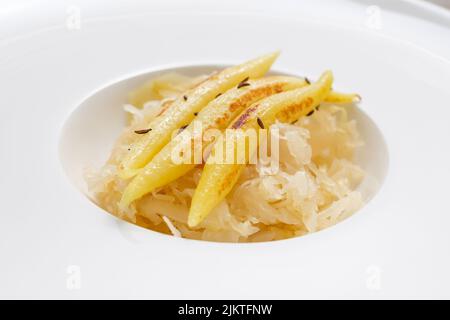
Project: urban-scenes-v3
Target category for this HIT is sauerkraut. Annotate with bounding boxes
[86,73,365,242]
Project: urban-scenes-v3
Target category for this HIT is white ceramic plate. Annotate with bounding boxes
[1,0,450,299]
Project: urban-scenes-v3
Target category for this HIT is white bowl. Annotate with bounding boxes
[1,0,450,299]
